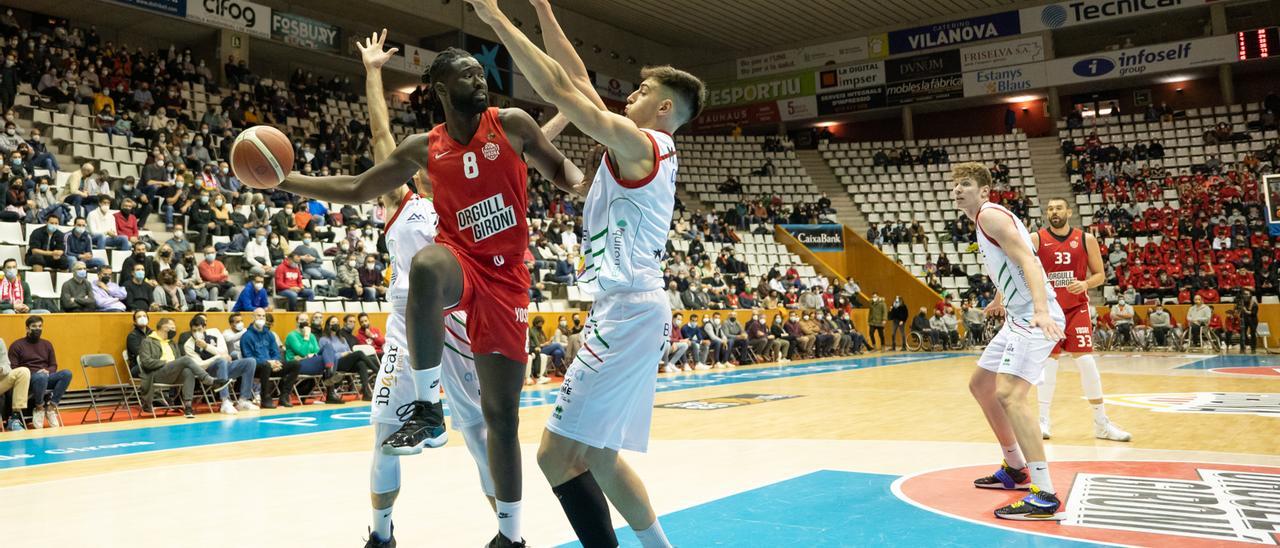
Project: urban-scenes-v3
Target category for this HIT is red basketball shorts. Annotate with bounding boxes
[1052,304,1093,355]
[439,242,530,364]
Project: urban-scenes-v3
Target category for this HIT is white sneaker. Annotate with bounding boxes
[660,365,673,373]
[220,400,239,415]
[695,364,711,371]
[727,362,737,368]
[46,404,61,428]
[1040,416,1051,440]
[537,376,550,384]
[32,407,45,429]
[236,400,260,411]
[1095,420,1132,442]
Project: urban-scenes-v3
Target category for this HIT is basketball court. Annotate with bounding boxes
[4,349,1278,547]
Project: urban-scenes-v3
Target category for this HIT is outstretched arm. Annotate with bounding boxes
[278,134,428,204]
[467,0,652,174]
[359,29,398,163]
[530,0,606,111]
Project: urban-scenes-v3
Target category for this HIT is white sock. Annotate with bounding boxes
[1002,444,1026,469]
[1038,357,1059,420]
[1028,461,1054,493]
[634,519,673,548]
[411,366,442,403]
[496,499,522,542]
[1091,402,1109,424]
[372,507,393,540]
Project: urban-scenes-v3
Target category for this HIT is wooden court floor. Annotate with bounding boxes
[2,350,1278,547]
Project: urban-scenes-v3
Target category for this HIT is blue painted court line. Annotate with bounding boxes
[557,470,1102,547]
[0,353,966,470]
[1176,354,1280,370]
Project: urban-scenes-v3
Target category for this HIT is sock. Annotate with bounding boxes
[411,366,442,403]
[372,507,393,541]
[1038,357,1059,420]
[1002,444,1026,469]
[1091,402,1109,424]
[1028,461,1055,493]
[552,471,618,547]
[634,519,673,548]
[496,499,523,542]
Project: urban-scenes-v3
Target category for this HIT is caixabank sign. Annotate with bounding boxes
[782,224,844,251]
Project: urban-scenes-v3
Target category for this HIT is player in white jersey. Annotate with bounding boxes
[469,1,704,546]
[344,31,492,548]
[951,163,1068,522]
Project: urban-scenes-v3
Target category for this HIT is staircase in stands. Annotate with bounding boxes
[675,184,711,217]
[1028,136,1074,209]
[796,149,867,234]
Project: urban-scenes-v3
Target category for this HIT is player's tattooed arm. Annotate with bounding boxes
[502,108,587,198]
[279,134,429,204]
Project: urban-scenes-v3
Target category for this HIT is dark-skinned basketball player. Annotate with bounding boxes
[278,46,585,548]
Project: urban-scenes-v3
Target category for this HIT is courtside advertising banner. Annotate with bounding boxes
[815,60,885,93]
[777,96,819,121]
[109,0,186,16]
[736,36,873,79]
[1046,34,1237,86]
[962,63,1048,97]
[1021,0,1210,32]
[706,71,816,109]
[959,36,1045,72]
[691,103,781,132]
[188,0,271,38]
[887,11,1022,54]
[272,12,342,52]
[782,225,845,251]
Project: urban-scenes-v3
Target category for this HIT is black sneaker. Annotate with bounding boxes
[326,389,344,405]
[279,397,294,408]
[183,404,195,418]
[486,533,526,548]
[380,401,447,455]
[973,461,1030,490]
[363,526,395,548]
[994,485,1064,521]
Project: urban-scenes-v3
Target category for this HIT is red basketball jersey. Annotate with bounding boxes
[426,107,529,268]
[1036,227,1089,311]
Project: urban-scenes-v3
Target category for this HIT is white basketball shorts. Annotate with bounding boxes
[976,318,1063,385]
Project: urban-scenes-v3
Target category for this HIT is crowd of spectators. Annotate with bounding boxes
[1062,121,1279,305]
[872,145,949,167]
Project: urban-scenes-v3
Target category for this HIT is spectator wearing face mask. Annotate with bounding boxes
[0,121,23,154]
[63,217,105,270]
[59,261,96,312]
[243,229,272,277]
[786,313,814,358]
[769,314,796,361]
[663,313,691,373]
[722,314,752,365]
[122,262,156,311]
[24,128,59,172]
[271,201,303,241]
[182,315,259,413]
[354,313,385,355]
[62,162,97,219]
[275,250,314,311]
[192,247,232,301]
[336,252,373,301]
[26,213,72,271]
[120,241,159,281]
[680,313,710,369]
[358,254,388,300]
[10,316,72,428]
[285,312,344,404]
[232,274,271,312]
[29,177,71,225]
[87,197,129,250]
[0,258,34,314]
[90,265,127,312]
[114,199,141,240]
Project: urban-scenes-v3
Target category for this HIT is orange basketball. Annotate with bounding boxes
[231,125,294,189]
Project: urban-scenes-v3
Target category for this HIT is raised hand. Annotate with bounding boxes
[357,28,398,70]
[464,0,505,24]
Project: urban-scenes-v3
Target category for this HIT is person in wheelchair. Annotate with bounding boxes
[910,307,932,350]
[1148,303,1173,347]
[940,305,960,348]
[1092,306,1114,351]
[1186,295,1215,348]
[961,300,985,346]
[927,308,948,349]
[1112,299,1136,347]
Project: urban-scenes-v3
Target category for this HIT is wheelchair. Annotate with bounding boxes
[1183,324,1222,353]
[907,329,962,352]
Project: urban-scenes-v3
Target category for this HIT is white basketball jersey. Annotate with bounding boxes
[385,192,438,316]
[579,129,677,296]
[975,202,1062,325]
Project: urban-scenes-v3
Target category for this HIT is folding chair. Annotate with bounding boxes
[80,353,141,424]
[124,350,186,418]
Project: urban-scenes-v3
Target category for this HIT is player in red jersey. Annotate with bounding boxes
[1031,198,1131,442]
[279,47,584,547]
